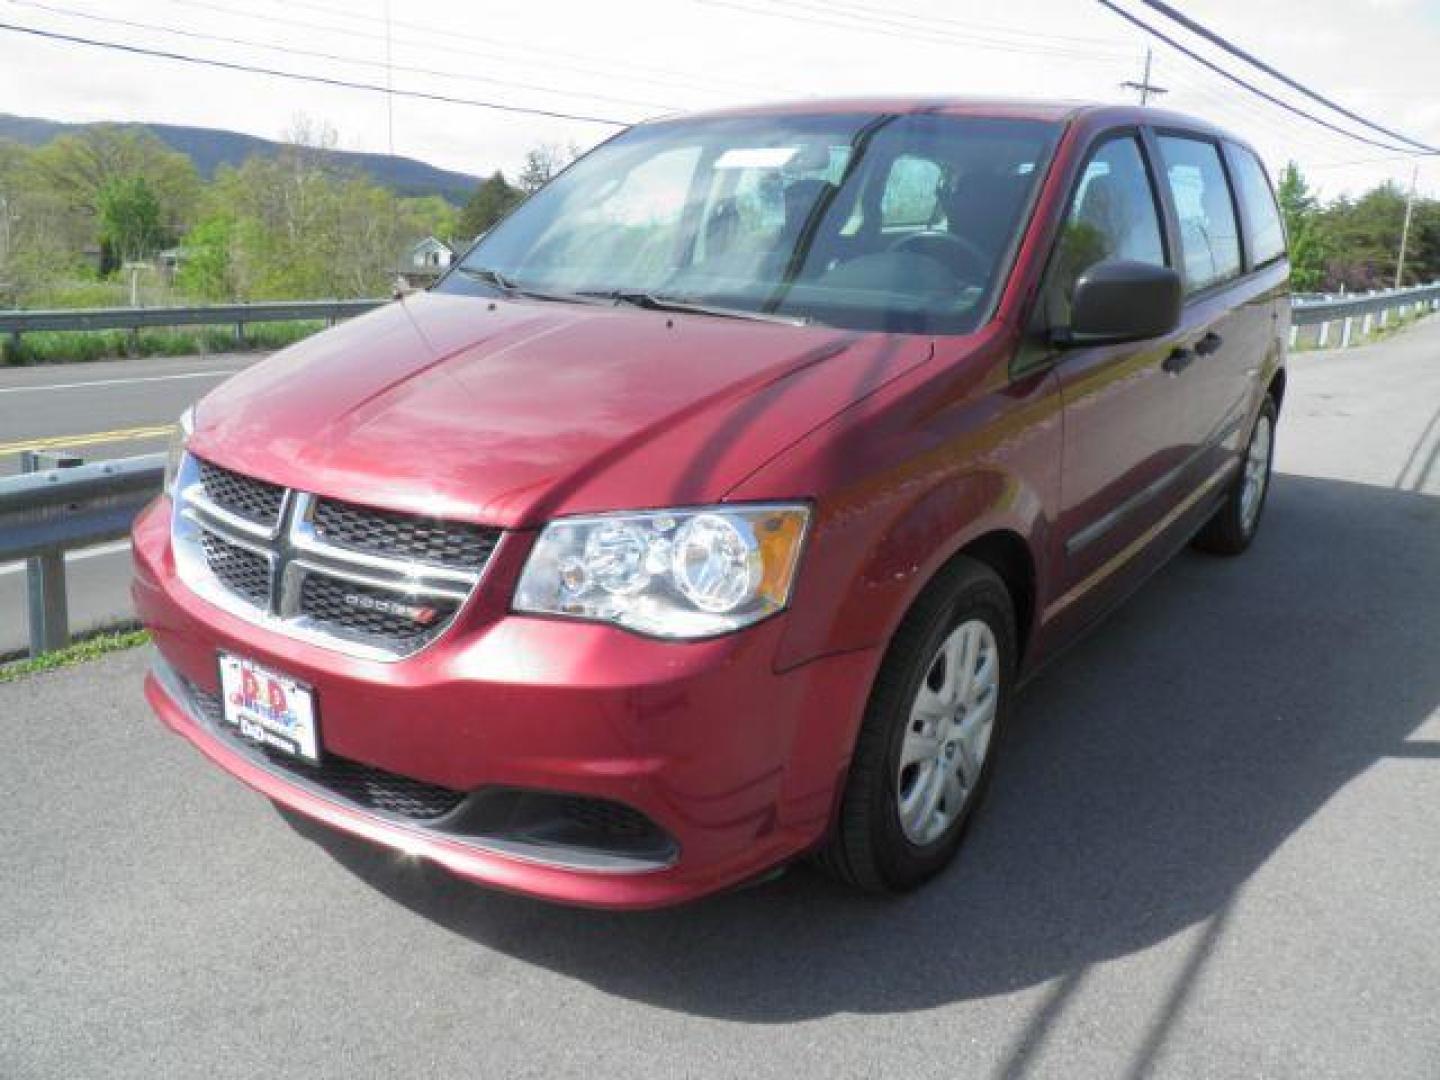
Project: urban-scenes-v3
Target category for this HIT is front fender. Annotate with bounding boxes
[728,331,1063,674]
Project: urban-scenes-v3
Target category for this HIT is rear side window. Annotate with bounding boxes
[1227,145,1286,266]
[1157,135,1242,293]
[1045,135,1166,325]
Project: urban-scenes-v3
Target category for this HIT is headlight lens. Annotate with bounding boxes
[164,406,194,496]
[514,504,809,638]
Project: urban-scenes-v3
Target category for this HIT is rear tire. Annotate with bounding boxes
[815,557,1016,893]
[1192,396,1277,556]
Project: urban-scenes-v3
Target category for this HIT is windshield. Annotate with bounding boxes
[440,112,1060,334]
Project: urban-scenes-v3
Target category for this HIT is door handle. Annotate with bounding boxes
[1193,331,1223,356]
[1163,346,1194,375]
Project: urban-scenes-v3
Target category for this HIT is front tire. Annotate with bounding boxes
[1192,396,1277,555]
[815,558,1015,893]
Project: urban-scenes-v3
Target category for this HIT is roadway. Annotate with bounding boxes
[2,320,1439,1077]
[0,352,262,654]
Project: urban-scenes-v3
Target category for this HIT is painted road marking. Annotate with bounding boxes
[0,368,245,395]
[0,424,177,456]
[0,539,132,575]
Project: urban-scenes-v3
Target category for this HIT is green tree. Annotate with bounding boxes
[457,171,522,239]
[1275,161,1327,291]
[400,194,458,242]
[97,176,164,267]
[174,214,236,300]
[23,126,199,251]
[1319,182,1407,291]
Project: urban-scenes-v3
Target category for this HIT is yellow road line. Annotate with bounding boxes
[0,423,177,456]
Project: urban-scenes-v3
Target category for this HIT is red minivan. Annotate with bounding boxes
[134,99,1288,908]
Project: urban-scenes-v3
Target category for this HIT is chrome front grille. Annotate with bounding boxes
[199,531,270,605]
[312,495,498,567]
[197,458,284,527]
[172,454,501,660]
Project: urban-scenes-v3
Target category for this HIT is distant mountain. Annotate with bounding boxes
[0,114,482,204]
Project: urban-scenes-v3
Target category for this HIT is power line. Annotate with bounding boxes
[1159,54,1382,163]
[700,0,1135,63]
[1305,153,1420,171]
[1095,0,1425,155]
[277,0,771,96]
[0,19,632,126]
[759,0,1134,51]
[2,0,681,111]
[1138,0,1439,155]
[159,0,754,100]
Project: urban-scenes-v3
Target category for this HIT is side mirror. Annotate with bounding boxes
[1059,260,1182,346]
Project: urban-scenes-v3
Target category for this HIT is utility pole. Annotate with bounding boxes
[1122,48,1168,106]
[1395,163,1418,289]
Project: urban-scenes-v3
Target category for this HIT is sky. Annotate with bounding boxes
[1,0,1437,202]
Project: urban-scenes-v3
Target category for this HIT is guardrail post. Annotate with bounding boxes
[234,321,246,345]
[1340,317,1353,347]
[1317,320,1330,347]
[1363,311,1374,336]
[1380,306,1390,328]
[20,451,83,656]
[5,328,18,360]
[1288,324,1298,348]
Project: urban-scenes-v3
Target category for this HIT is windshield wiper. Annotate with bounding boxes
[455,266,600,306]
[587,290,810,326]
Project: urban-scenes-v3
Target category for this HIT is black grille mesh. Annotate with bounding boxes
[313,496,499,569]
[198,458,284,526]
[188,683,467,821]
[200,532,270,605]
[299,574,456,649]
[555,795,658,839]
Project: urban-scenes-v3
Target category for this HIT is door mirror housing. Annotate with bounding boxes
[1057,260,1182,346]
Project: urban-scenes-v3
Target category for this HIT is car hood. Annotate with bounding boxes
[188,291,932,527]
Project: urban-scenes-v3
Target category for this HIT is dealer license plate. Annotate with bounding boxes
[217,653,320,763]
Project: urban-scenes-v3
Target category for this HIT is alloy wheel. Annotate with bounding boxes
[1240,412,1273,532]
[896,619,999,845]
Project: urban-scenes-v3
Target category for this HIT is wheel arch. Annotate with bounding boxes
[1266,365,1287,412]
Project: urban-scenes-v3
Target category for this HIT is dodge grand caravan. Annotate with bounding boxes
[134,99,1289,908]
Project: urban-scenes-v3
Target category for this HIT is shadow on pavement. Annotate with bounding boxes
[279,472,1440,1022]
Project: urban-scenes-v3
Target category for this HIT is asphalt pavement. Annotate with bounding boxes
[0,352,261,654]
[2,322,1439,1078]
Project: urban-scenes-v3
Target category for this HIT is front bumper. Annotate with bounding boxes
[133,499,876,908]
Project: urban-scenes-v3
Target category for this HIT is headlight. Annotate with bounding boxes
[514,504,810,639]
[164,406,194,496]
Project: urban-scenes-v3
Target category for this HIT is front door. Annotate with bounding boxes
[1039,133,1191,608]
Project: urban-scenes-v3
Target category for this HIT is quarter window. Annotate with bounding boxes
[1046,135,1166,325]
[1157,136,1242,292]
[1228,145,1286,266]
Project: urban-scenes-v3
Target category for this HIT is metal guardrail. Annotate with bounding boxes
[0,298,384,350]
[1,453,164,657]
[1291,282,1440,347]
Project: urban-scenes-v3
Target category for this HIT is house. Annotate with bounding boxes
[410,235,454,271]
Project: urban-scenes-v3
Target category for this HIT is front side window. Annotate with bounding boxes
[1158,135,1242,293]
[441,113,1060,334]
[1044,135,1166,326]
[1227,145,1286,267]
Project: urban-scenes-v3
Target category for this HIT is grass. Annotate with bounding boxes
[0,628,151,684]
[1,321,325,366]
